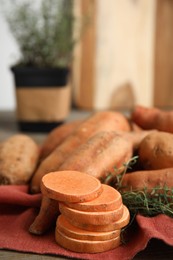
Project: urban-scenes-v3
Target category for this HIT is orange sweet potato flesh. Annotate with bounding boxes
[120,168,173,192]
[67,205,130,232]
[59,131,133,183]
[59,202,124,226]
[65,184,122,212]
[41,170,103,203]
[40,120,83,160]
[55,228,121,253]
[30,111,131,193]
[131,105,173,133]
[56,215,120,241]
[30,172,124,235]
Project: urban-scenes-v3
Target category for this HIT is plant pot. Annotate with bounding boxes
[11,67,71,132]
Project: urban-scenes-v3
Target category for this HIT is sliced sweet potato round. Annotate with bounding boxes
[56,215,120,241]
[59,202,124,225]
[67,205,130,232]
[65,184,122,212]
[55,228,121,253]
[41,171,103,203]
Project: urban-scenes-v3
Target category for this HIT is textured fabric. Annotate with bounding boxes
[0,185,173,260]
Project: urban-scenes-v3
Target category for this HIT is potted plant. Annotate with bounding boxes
[5,0,74,132]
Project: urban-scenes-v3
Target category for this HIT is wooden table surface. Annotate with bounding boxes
[0,110,173,260]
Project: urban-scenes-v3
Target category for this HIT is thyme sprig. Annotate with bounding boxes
[121,187,173,218]
[106,155,173,218]
[103,155,139,185]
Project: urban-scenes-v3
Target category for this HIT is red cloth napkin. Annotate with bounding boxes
[0,185,173,260]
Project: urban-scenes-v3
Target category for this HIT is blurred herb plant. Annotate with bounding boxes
[5,0,74,68]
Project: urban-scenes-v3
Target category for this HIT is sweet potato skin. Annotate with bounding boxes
[131,105,173,133]
[40,120,82,160]
[138,131,173,170]
[29,196,59,235]
[120,168,173,192]
[0,134,39,185]
[30,111,131,193]
[59,131,133,182]
[120,130,157,151]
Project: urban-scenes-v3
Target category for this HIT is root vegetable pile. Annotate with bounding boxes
[2,107,173,252]
[30,110,131,194]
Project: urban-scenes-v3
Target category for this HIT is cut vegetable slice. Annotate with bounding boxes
[55,228,121,253]
[67,205,130,232]
[41,171,103,203]
[65,184,122,212]
[56,215,120,241]
[59,202,123,225]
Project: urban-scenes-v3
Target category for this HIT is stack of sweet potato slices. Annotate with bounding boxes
[41,170,130,253]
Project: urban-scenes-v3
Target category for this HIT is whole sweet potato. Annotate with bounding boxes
[138,131,173,170]
[120,168,173,192]
[0,134,39,184]
[131,105,173,133]
[30,110,131,193]
[40,119,83,160]
[59,131,133,182]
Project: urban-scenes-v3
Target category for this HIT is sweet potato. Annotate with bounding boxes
[29,196,59,235]
[131,105,173,133]
[29,171,103,235]
[40,119,83,160]
[65,184,122,212]
[55,228,121,253]
[30,110,131,193]
[59,203,124,226]
[120,168,173,192]
[59,131,133,183]
[0,134,39,184]
[56,215,120,241]
[138,131,173,170]
[67,205,130,232]
[121,130,157,151]
[41,170,103,203]
[130,122,142,132]
[30,172,124,235]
